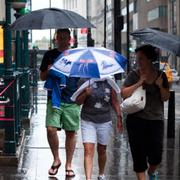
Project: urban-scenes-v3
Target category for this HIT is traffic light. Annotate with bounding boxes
[116,15,124,32]
[14,8,30,18]
[129,46,133,52]
[19,8,30,15]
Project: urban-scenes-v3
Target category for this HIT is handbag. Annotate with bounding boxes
[121,86,146,114]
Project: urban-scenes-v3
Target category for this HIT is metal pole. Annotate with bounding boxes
[3,0,16,155]
[86,0,94,46]
[21,29,30,118]
[114,0,122,81]
[73,29,78,48]
[14,10,22,71]
[86,0,89,46]
[167,90,175,138]
[126,0,130,73]
[49,0,52,49]
[104,0,107,47]
[29,0,33,43]
[114,0,121,53]
[23,31,29,68]
[4,0,12,74]
[86,0,88,20]
[15,31,21,70]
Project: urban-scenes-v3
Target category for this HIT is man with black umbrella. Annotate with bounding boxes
[40,29,80,177]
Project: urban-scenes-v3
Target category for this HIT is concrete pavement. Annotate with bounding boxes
[0,82,179,180]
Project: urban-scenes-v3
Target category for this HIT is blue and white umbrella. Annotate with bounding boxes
[51,47,127,78]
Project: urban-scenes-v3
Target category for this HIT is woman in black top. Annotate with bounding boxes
[121,45,170,180]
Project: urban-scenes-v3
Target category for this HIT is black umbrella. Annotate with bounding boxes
[130,28,180,56]
[11,8,95,30]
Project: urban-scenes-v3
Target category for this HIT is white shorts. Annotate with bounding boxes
[81,120,112,145]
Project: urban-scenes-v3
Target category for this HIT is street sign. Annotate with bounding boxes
[81,28,88,34]
[0,0,5,22]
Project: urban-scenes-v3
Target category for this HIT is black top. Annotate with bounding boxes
[81,80,112,123]
[123,70,169,120]
[40,48,62,72]
[40,48,79,104]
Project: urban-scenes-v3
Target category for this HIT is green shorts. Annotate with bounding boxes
[46,100,80,131]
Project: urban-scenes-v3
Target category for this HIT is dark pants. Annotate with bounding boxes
[126,116,164,172]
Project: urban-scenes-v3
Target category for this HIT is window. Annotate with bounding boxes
[148,6,167,22]
[122,2,134,16]
[134,0,137,13]
[148,8,159,21]
[171,1,177,34]
[159,6,167,17]
[0,0,5,22]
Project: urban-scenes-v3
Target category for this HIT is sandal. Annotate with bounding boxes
[65,169,75,178]
[48,162,61,176]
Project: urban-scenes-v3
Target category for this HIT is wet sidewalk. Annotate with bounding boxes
[0,82,180,180]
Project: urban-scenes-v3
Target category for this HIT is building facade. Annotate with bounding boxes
[87,0,114,49]
[63,0,88,47]
[168,0,180,72]
[120,0,180,72]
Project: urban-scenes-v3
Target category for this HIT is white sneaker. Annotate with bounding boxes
[97,174,106,180]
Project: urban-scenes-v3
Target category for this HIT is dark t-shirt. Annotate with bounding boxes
[123,70,169,120]
[40,48,61,72]
[81,80,113,123]
[40,48,79,104]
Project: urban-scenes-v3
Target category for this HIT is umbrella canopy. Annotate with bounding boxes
[50,47,127,78]
[11,8,95,30]
[130,28,180,56]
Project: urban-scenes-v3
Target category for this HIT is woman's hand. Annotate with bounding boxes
[75,87,92,105]
[85,87,92,96]
[155,73,170,101]
[138,74,146,86]
[155,73,163,88]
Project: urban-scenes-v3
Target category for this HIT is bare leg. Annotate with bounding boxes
[84,143,95,180]
[136,172,146,180]
[47,127,61,174]
[65,131,77,171]
[97,143,107,175]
